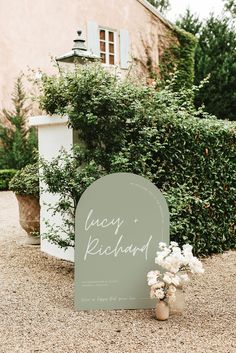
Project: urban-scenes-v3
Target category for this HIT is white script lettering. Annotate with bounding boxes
[84,234,153,261]
[85,209,124,235]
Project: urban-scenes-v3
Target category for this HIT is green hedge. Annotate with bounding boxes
[0,169,17,191]
[156,117,235,255]
[110,115,236,255]
[39,65,236,255]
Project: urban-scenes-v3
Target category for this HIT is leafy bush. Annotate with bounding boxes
[110,112,235,255]
[0,169,17,190]
[0,77,38,169]
[38,64,236,255]
[40,147,104,248]
[176,11,236,120]
[9,163,39,198]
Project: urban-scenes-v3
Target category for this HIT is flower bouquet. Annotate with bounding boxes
[147,241,204,320]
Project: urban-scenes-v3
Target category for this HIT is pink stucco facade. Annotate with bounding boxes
[0,0,174,109]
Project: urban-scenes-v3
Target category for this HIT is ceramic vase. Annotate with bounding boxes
[169,286,185,315]
[155,300,169,321]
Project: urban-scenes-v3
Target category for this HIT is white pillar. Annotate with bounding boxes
[29,115,74,262]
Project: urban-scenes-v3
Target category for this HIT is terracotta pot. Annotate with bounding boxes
[16,194,40,245]
[155,300,169,321]
[169,286,185,315]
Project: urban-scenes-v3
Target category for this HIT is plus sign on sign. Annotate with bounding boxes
[75,173,169,310]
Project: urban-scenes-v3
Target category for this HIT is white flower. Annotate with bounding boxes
[148,243,204,301]
[170,241,179,247]
[159,242,167,250]
[183,244,193,253]
[155,248,172,267]
[150,285,157,299]
[172,246,182,255]
[162,252,183,273]
[150,285,165,299]
[182,244,194,263]
[155,288,165,300]
[167,293,176,303]
[189,257,205,274]
[147,270,160,286]
[148,278,157,286]
[168,285,176,294]
[171,275,181,287]
[166,285,176,303]
[147,270,160,278]
[179,273,190,283]
[163,272,180,286]
[156,281,165,289]
[163,273,172,284]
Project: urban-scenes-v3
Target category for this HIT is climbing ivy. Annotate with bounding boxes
[159,26,197,91]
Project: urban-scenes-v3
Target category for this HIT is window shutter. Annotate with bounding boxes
[120,29,130,69]
[87,21,100,56]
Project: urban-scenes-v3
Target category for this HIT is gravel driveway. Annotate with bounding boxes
[0,191,235,353]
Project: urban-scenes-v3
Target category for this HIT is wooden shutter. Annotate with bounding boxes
[120,29,130,69]
[87,21,100,57]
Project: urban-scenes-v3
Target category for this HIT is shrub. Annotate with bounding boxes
[40,147,104,248]
[0,76,38,169]
[9,163,39,198]
[0,169,17,190]
[38,64,236,255]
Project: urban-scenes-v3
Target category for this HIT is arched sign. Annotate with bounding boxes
[75,173,169,310]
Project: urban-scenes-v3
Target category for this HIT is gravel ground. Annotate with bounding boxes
[0,191,236,353]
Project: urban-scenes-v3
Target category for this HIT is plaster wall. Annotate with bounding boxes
[0,0,172,109]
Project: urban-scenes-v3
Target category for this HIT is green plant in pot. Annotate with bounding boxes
[9,163,40,245]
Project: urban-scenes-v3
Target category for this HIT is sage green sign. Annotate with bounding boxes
[75,173,169,310]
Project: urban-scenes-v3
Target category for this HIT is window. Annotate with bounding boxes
[99,28,116,65]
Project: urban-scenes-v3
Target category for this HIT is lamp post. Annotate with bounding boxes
[56,30,100,65]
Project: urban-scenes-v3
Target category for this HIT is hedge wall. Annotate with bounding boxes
[39,65,236,255]
[112,116,236,255]
[0,169,17,191]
